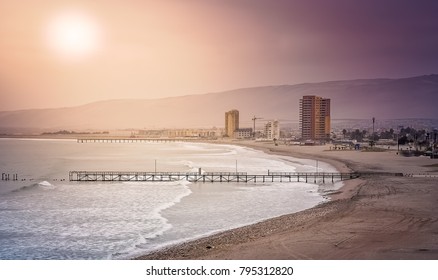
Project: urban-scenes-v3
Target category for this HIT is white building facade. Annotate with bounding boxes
[234,128,253,139]
[264,120,280,140]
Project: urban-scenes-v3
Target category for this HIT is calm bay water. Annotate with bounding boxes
[0,138,340,259]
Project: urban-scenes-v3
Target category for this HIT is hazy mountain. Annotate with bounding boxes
[1,74,437,132]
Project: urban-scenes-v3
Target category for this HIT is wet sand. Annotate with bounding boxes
[136,141,438,260]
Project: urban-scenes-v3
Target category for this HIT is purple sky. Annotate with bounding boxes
[1,0,437,110]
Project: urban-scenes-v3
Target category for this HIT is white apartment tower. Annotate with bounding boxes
[264,120,280,140]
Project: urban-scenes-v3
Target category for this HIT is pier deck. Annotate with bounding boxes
[69,171,360,184]
[76,138,214,143]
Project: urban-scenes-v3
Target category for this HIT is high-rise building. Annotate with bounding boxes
[264,120,280,140]
[225,109,239,137]
[299,96,331,141]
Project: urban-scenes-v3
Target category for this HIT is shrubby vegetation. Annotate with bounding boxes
[341,127,437,151]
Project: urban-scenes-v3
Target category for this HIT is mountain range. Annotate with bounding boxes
[1,74,437,132]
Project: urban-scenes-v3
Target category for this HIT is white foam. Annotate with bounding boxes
[110,179,192,259]
[36,181,57,191]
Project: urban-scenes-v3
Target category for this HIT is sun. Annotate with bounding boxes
[45,10,102,61]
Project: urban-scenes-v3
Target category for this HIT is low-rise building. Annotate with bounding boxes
[138,128,223,138]
[234,128,253,139]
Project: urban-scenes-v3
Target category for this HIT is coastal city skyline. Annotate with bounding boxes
[1,74,437,135]
[1,0,438,111]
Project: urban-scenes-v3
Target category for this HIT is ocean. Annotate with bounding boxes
[0,138,341,259]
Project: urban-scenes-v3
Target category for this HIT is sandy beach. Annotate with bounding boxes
[136,141,438,260]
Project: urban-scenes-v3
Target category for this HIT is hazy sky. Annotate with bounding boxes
[1,0,438,111]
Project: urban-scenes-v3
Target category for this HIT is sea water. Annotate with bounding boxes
[0,138,341,259]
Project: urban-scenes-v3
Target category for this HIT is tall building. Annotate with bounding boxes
[225,109,239,137]
[299,96,331,141]
[264,120,280,140]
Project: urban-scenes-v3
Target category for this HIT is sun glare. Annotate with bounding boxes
[45,10,102,61]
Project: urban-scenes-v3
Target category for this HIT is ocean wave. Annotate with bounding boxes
[12,181,56,193]
[181,160,194,169]
[180,143,239,156]
[111,179,192,259]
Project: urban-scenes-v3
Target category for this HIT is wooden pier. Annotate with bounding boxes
[69,171,360,184]
[1,173,19,181]
[76,138,213,143]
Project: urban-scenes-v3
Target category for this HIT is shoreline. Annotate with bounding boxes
[135,140,438,260]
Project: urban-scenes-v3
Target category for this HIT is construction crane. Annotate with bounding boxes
[251,116,263,138]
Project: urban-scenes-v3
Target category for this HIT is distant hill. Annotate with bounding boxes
[1,74,437,132]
